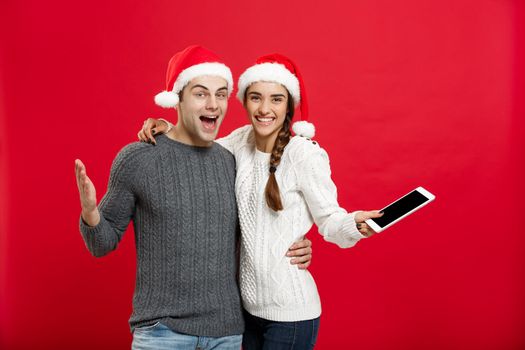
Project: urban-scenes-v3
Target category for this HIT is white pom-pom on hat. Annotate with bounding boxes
[154,91,179,108]
[292,121,315,138]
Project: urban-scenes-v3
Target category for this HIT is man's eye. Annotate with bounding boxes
[217,93,227,99]
[195,92,206,97]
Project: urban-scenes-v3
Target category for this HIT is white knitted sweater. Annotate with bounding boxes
[217,125,365,322]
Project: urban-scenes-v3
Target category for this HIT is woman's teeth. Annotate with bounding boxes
[255,116,274,122]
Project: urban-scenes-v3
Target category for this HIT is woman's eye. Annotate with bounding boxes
[250,96,260,101]
[273,98,283,103]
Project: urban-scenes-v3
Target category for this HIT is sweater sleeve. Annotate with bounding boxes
[79,145,139,257]
[294,142,365,248]
[215,125,252,155]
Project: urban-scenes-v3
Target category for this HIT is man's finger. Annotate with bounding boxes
[289,238,311,250]
[286,247,311,257]
[291,254,312,264]
[82,178,91,196]
[75,159,85,170]
[76,167,88,194]
[297,261,311,270]
[75,159,79,177]
[75,159,86,179]
[75,160,83,191]
[78,171,89,197]
[80,170,90,190]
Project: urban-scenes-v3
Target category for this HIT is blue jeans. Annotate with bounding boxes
[242,311,320,350]
[131,322,242,350]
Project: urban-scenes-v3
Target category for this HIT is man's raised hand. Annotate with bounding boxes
[75,159,100,226]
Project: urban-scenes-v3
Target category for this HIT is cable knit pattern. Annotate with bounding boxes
[79,135,244,337]
[216,125,365,322]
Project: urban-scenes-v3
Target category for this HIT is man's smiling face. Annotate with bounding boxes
[176,75,229,146]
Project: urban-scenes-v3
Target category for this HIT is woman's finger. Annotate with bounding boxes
[143,119,157,144]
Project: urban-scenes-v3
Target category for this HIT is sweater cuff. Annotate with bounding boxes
[341,212,367,241]
[79,215,104,236]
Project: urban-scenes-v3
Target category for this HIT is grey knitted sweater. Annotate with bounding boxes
[79,135,244,337]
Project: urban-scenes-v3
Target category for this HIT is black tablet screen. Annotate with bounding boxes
[372,190,429,228]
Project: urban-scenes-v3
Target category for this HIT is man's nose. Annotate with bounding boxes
[206,95,218,110]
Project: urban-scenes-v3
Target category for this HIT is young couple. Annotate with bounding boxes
[75,45,382,350]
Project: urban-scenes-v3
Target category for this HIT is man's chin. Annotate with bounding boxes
[198,131,218,144]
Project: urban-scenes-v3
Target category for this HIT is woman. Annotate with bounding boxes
[139,54,383,349]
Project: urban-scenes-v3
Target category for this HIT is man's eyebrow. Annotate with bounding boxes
[248,91,262,95]
[190,84,210,91]
[190,85,228,92]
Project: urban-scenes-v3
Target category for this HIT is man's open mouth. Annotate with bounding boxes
[200,115,219,130]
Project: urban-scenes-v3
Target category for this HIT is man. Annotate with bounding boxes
[75,45,311,350]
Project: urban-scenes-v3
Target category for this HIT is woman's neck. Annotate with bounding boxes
[254,130,279,153]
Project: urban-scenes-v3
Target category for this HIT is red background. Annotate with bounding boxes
[1,0,524,349]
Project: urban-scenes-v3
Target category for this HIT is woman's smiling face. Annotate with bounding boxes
[244,81,289,142]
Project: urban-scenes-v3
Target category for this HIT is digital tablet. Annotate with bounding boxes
[365,187,435,233]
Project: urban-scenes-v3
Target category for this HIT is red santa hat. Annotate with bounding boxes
[155,45,234,108]
[236,53,315,138]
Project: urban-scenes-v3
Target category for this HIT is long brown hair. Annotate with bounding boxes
[264,95,295,211]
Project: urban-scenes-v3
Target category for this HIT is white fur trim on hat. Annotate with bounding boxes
[236,63,300,104]
[292,121,315,138]
[155,62,234,108]
[154,91,179,108]
[174,62,233,95]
